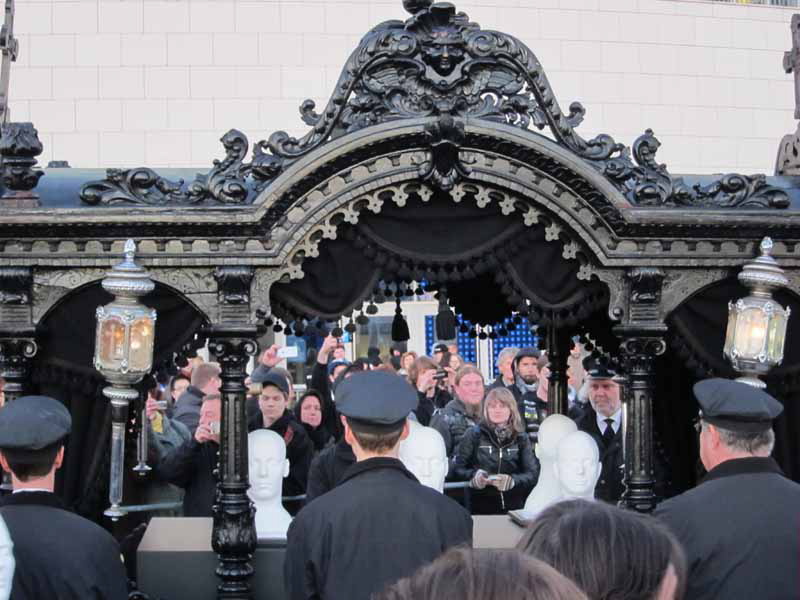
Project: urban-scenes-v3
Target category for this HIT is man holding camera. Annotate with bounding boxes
[157,393,222,517]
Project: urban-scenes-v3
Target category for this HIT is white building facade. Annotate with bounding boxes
[7,0,799,176]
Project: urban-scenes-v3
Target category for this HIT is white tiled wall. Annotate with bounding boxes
[9,0,800,175]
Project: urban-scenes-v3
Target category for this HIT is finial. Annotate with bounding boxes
[124,239,136,261]
[403,0,433,15]
[760,237,774,255]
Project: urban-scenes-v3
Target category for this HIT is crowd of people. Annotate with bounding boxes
[0,336,798,600]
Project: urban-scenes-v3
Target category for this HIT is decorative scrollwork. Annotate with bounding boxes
[605,129,790,209]
[262,2,627,173]
[80,130,258,207]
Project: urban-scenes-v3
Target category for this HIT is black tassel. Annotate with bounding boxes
[435,285,457,341]
[392,297,410,342]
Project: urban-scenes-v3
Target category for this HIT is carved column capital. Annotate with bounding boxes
[215,267,255,325]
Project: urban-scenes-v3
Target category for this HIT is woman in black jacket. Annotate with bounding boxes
[293,389,333,453]
[453,387,539,514]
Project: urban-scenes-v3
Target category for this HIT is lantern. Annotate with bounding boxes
[723,238,791,389]
[94,239,156,518]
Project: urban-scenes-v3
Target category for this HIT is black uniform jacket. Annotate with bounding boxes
[248,410,313,497]
[575,407,624,503]
[0,491,128,600]
[157,437,219,516]
[654,457,800,600]
[304,438,356,504]
[285,457,473,600]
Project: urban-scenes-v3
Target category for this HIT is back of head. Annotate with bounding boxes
[518,500,687,600]
[537,415,578,460]
[191,362,221,389]
[376,547,587,600]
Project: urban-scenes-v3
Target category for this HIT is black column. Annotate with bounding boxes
[209,267,259,600]
[616,333,665,513]
[546,325,571,415]
[614,267,667,514]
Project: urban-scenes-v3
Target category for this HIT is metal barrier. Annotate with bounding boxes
[117,483,474,515]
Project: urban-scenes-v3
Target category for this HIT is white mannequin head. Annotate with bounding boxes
[247,430,292,539]
[399,420,448,493]
[248,429,289,502]
[554,431,601,500]
[535,414,578,462]
[524,414,578,515]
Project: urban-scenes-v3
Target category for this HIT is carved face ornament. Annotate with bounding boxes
[422,33,465,77]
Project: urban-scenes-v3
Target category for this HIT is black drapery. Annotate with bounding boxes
[270,190,607,327]
[662,277,800,489]
[31,282,206,521]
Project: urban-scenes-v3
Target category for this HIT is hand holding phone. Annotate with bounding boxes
[277,346,299,360]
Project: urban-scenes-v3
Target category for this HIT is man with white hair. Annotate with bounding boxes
[655,379,800,600]
[488,347,519,390]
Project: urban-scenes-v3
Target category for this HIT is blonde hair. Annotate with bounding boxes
[482,387,524,434]
[455,365,484,386]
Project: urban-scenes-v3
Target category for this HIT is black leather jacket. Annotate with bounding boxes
[452,423,539,491]
[430,397,480,458]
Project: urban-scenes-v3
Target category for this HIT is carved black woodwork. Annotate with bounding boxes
[210,266,258,600]
[616,267,667,513]
[0,122,43,207]
[0,267,35,402]
[0,0,18,126]
[73,1,788,214]
[777,14,800,176]
[546,325,571,416]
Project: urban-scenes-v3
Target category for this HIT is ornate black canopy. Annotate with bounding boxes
[1,1,800,597]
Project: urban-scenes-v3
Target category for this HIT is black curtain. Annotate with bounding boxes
[31,282,206,521]
[663,277,800,489]
[270,191,605,327]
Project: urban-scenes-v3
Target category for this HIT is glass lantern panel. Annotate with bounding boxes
[98,317,126,369]
[767,311,788,364]
[723,307,737,358]
[733,307,769,359]
[129,317,155,372]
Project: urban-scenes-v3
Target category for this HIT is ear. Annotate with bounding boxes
[707,424,722,449]
[282,458,290,478]
[343,419,356,450]
[399,419,411,442]
[53,446,65,470]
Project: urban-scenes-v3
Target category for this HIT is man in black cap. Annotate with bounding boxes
[574,356,624,503]
[654,379,800,600]
[248,370,313,499]
[506,347,548,442]
[0,395,128,599]
[284,371,473,600]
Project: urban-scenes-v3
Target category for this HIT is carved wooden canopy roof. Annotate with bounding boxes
[0,0,799,298]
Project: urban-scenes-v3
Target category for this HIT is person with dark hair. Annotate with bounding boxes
[0,395,128,599]
[293,389,332,453]
[507,347,549,443]
[376,547,587,600]
[518,499,686,600]
[452,387,539,513]
[654,379,800,600]
[430,365,485,458]
[248,371,313,498]
[168,373,190,414]
[285,371,472,600]
[410,356,451,425]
